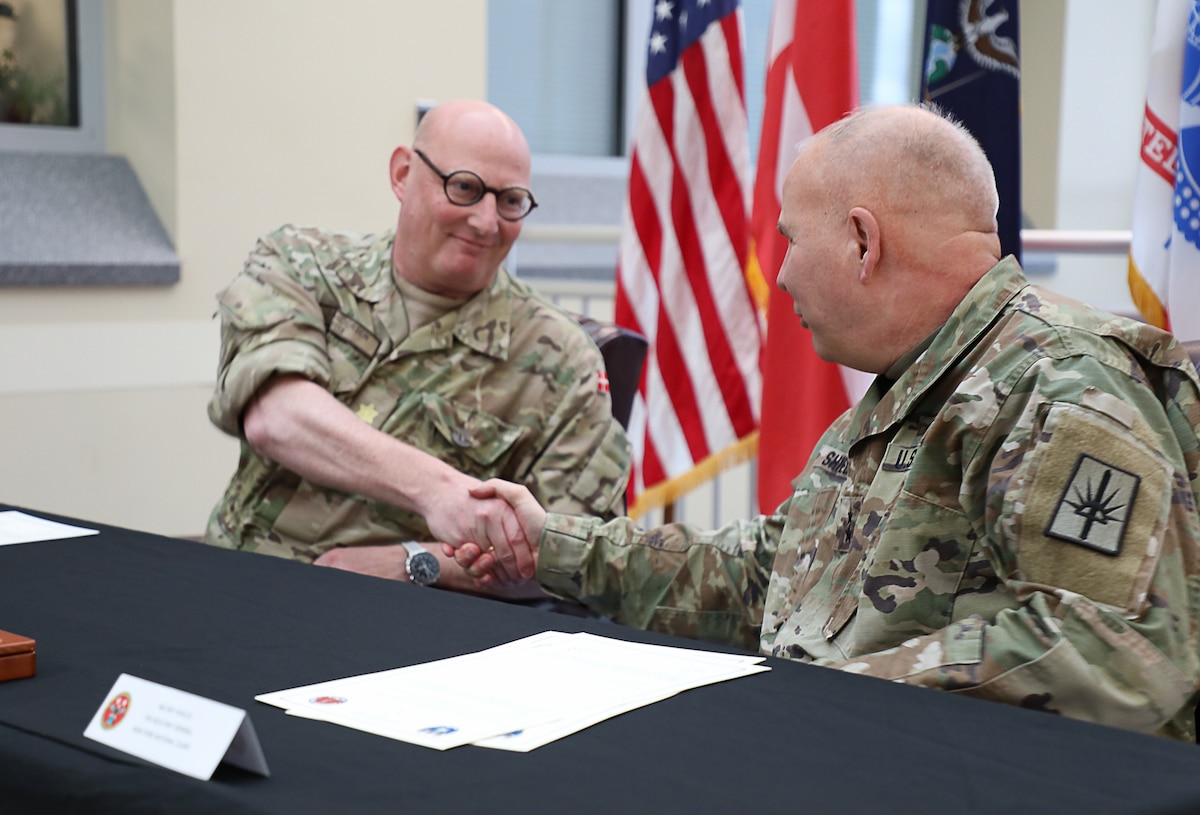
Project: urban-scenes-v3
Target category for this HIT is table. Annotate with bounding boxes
[2,505,1200,814]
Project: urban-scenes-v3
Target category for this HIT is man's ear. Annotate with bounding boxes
[848,206,879,280]
[389,146,413,202]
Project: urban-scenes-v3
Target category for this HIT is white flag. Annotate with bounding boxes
[1129,0,1200,342]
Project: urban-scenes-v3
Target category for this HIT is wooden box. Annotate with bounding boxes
[0,629,36,682]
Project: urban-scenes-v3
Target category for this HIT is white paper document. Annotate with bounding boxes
[257,631,768,751]
[0,510,98,545]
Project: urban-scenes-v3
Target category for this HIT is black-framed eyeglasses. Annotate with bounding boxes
[413,149,538,221]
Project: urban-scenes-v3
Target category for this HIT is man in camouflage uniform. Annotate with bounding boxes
[206,99,630,595]
[460,105,1200,739]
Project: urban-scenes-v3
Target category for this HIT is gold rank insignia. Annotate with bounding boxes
[355,403,379,424]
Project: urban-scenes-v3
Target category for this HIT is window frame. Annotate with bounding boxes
[525,0,650,179]
[0,0,106,154]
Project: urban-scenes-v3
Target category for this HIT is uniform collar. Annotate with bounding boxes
[384,234,514,361]
[321,230,400,304]
[323,231,515,361]
[848,256,1026,443]
[440,269,514,360]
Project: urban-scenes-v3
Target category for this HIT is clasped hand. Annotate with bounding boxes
[438,479,547,588]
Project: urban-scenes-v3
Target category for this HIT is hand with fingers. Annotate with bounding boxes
[445,480,547,588]
[419,476,536,586]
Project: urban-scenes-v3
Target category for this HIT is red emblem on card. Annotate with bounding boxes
[101,692,131,729]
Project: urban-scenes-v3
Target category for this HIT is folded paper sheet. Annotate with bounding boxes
[257,631,769,751]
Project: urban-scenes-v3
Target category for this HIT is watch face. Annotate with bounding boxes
[407,551,440,586]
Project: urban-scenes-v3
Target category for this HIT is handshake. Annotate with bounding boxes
[436,480,548,589]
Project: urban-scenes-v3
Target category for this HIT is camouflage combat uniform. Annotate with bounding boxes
[538,257,1200,740]
[207,225,631,561]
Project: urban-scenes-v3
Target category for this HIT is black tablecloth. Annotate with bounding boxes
[2,505,1200,814]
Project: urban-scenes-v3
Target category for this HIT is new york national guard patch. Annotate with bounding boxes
[1018,402,1170,613]
[1044,454,1140,555]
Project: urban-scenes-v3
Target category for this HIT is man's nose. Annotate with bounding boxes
[465,193,502,234]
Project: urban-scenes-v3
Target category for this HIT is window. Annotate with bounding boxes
[488,0,920,167]
[0,0,177,287]
[487,0,625,157]
[0,0,104,154]
[488,0,921,281]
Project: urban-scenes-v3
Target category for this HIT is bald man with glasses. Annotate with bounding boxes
[205,100,631,598]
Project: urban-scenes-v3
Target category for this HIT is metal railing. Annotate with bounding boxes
[1021,229,1131,255]
[521,225,1135,256]
[518,227,1136,528]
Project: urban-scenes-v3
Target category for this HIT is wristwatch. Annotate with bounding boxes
[401,542,440,586]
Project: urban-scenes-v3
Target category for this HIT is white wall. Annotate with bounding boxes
[0,0,486,535]
[1046,0,1157,315]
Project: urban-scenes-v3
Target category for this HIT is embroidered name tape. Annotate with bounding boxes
[329,312,381,358]
[881,442,918,472]
[814,446,849,480]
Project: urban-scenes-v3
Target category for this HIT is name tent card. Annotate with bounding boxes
[84,673,270,781]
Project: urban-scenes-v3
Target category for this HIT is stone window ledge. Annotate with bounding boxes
[0,152,178,286]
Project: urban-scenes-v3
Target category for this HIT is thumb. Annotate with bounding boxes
[471,478,527,503]
[468,483,498,499]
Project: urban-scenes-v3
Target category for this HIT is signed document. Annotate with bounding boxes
[257,631,768,751]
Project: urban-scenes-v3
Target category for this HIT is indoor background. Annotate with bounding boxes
[0,0,1154,537]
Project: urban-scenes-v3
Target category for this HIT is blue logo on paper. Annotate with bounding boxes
[420,726,458,736]
[1175,1,1200,249]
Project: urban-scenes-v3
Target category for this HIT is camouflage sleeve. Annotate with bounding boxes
[207,234,333,437]
[537,511,784,650]
[521,322,632,520]
[824,355,1200,738]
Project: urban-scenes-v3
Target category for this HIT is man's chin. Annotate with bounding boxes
[435,265,498,297]
[807,334,834,363]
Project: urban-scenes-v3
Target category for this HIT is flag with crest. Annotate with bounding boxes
[921,0,1022,262]
[1129,0,1200,341]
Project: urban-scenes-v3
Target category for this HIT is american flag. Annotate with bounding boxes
[615,0,762,516]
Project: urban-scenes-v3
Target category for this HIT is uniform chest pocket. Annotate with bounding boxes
[416,393,525,472]
[781,487,863,622]
[847,489,977,653]
[768,484,871,656]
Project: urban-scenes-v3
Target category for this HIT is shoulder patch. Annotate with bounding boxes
[1044,454,1140,555]
[1017,403,1170,613]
